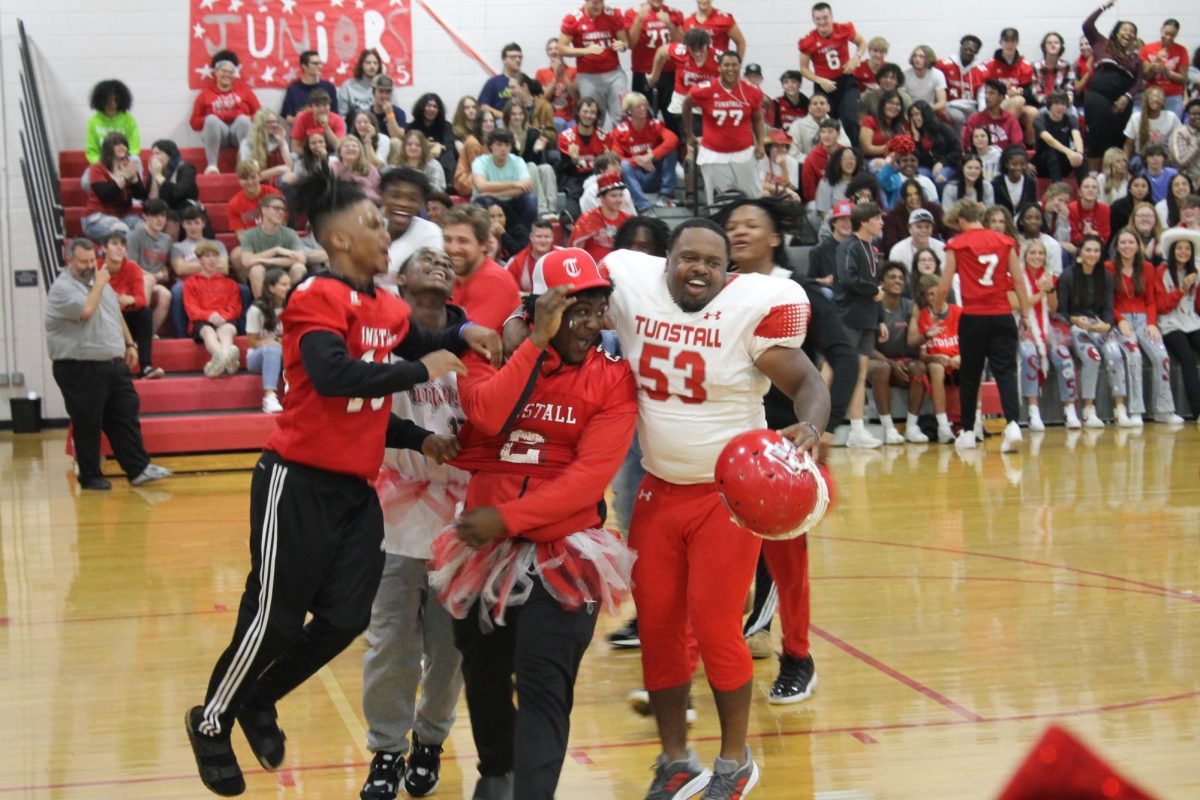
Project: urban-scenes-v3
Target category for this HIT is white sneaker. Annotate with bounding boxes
[1116,405,1136,427]
[937,424,955,444]
[262,394,283,414]
[1082,407,1105,428]
[224,346,241,375]
[846,428,882,449]
[955,430,976,450]
[1001,421,1022,453]
[905,425,930,444]
[1027,408,1045,432]
[1130,413,1144,427]
[203,353,224,377]
[974,419,984,440]
[1155,412,1185,425]
[1064,405,1082,430]
[883,426,905,445]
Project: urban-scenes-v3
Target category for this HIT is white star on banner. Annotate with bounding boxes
[195,64,215,80]
[281,0,296,12]
[355,0,365,9]
[335,61,349,75]
[229,0,244,11]
[283,67,298,82]
[330,0,344,7]
[193,23,207,39]
[261,66,277,82]
[259,4,268,12]
[389,0,405,6]
[199,0,217,8]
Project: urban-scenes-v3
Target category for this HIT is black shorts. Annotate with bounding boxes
[191,319,233,344]
[845,326,876,357]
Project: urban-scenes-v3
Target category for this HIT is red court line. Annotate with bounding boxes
[809,624,984,722]
[851,731,879,744]
[812,534,1200,603]
[4,691,1198,795]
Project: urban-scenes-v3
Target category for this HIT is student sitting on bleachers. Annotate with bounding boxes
[1012,239,1080,430]
[145,140,199,223]
[126,198,173,336]
[911,272,962,442]
[102,230,164,380]
[83,132,145,241]
[289,89,345,156]
[246,267,289,414]
[183,242,243,378]
[239,109,294,186]
[190,51,260,174]
[228,159,283,242]
[238,195,308,298]
[170,207,234,338]
[83,80,139,190]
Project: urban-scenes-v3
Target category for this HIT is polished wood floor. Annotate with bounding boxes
[1,426,1198,799]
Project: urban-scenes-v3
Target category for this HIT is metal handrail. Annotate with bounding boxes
[16,19,64,293]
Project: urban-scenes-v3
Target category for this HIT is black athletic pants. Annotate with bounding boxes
[814,74,860,150]
[52,358,150,481]
[1034,148,1089,184]
[198,451,385,737]
[632,70,677,118]
[453,579,597,800]
[958,314,1021,432]
[1163,329,1200,419]
[122,306,155,374]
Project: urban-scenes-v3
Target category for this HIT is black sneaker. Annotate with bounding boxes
[404,732,443,797]
[236,702,286,769]
[768,653,817,704]
[607,617,640,649]
[79,476,112,491]
[185,706,245,796]
[361,751,404,800]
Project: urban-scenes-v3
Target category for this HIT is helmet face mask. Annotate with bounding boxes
[714,429,832,540]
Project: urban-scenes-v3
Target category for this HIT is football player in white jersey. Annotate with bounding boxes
[600,219,830,800]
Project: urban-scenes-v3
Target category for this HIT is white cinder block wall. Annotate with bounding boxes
[1,0,1196,420]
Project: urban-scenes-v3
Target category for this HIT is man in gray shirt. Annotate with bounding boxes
[45,239,172,490]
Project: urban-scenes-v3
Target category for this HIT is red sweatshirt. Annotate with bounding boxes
[568,207,633,261]
[104,258,147,311]
[1105,260,1158,324]
[610,118,679,162]
[1154,264,1200,316]
[454,338,637,541]
[183,272,243,324]
[451,259,521,333]
[800,143,831,201]
[190,84,261,129]
[1069,200,1112,247]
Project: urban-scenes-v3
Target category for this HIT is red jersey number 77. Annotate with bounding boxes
[638,344,707,404]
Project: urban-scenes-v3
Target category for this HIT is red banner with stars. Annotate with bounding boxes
[188,0,413,90]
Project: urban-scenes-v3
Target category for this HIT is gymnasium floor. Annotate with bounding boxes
[1,426,1197,799]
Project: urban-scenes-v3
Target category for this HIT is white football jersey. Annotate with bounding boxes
[379,373,470,559]
[601,249,810,484]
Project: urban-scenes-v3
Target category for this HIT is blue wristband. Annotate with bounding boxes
[458,321,477,337]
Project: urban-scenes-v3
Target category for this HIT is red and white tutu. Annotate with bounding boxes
[429,527,636,631]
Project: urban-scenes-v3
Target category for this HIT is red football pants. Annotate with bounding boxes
[763,536,810,659]
[629,474,762,692]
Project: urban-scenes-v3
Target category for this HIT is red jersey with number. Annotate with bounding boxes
[558,125,611,172]
[936,57,986,102]
[267,275,412,480]
[611,118,679,160]
[798,22,858,82]
[981,56,1035,94]
[667,43,720,94]
[772,94,809,129]
[918,304,962,358]
[853,60,879,92]
[689,79,763,153]
[682,8,737,53]
[561,6,625,74]
[947,227,1016,316]
[1141,41,1189,97]
[625,5,684,73]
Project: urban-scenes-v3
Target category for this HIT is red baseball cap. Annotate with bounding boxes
[532,247,611,294]
[597,172,626,194]
[831,200,855,220]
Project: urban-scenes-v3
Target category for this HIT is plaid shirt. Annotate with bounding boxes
[1032,59,1074,105]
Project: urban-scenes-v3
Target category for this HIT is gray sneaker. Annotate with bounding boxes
[471,773,512,800]
[645,749,711,800]
[701,747,759,799]
[131,464,173,486]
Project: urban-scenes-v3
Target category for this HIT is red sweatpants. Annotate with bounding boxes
[629,474,762,692]
[763,536,810,659]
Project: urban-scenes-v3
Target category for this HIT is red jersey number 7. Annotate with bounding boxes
[638,343,707,404]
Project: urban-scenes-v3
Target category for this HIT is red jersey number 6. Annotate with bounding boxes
[638,343,708,404]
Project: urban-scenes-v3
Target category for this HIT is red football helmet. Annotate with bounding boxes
[715,429,831,540]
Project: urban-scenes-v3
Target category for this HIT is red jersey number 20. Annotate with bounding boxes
[639,344,707,403]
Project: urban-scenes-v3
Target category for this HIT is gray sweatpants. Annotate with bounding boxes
[201,114,252,170]
[362,553,463,754]
[1118,312,1176,416]
[576,69,627,129]
[1071,325,1124,403]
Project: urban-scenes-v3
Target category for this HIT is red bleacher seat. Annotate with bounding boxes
[58,147,239,181]
[59,174,240,207]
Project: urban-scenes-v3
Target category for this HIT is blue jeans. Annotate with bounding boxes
[919,165,957,191]
[621,151,679,211]
[1165,94,1184,121]
[246,344,282,391]
[171,281,252,338]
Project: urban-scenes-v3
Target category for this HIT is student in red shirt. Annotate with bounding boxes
[682,0,743,55]
[938,198,1031,452]
[190,56,260,174]
[853,36,889,92]
[443,204,522,331]
[611,92,680,211]
[938,34,986,128]
[557,98,612,218]
[569,173,633,260]
[961,79,1026,153]
[1106,228,1181,424]
[1141,19,1189,119]
[798,2,866,149]
[772,70,810,130]
[1068,175,1112,247]
[800,118,841,202]
[978,28,1036,139]
[228,159,284,238]
[506,219,559,293]
[558,0,629,128]
[626,0,684,116]
[185,175,500,798]
[183,242,244,379]
[289,89,346,154]
[102,231,164,379]
[648,27,720,124]
[430,247,636,800]
[683,49,766,204]
[910,272,962,429]
[536,38,579,131]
